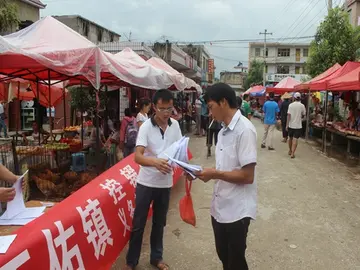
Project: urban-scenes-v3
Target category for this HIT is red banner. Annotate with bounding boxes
[208,59,214,74]
[0,153,188,269]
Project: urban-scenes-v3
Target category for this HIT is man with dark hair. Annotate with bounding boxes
[261,92,279,150]
[196,82,257,270]
[287,92,306,158]
[124,89,182,270]
[242,94,252,119]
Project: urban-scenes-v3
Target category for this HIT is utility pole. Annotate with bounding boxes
[328,0,332,13]
[259,29,272,87]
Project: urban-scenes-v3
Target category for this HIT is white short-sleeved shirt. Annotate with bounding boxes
[288,101,306,129]
[136,112,148,125]
[136,117,182,188]
[0,104,4,114]
[211,110,257,223]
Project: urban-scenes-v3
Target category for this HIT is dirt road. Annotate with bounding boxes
[113,119,360,270]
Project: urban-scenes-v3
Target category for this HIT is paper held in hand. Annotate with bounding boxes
[157,136,190,163]
[0,170,45,225]
[166,155,202,180]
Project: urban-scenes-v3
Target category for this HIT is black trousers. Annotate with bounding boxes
[208,129,220,146]
[281,119,288,138]
[126,183,171,267]
[212,217,251,270]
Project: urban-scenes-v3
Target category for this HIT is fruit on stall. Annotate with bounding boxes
[44,143,69,151]
[64,126,81,132]
[16,146,44,155]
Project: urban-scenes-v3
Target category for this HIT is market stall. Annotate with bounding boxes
[266,76,301,95]
[296,61,360,156]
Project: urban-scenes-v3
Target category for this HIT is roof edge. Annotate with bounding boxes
[20,0,46,9]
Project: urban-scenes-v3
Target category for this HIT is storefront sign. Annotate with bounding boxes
[0,152,190,269]
[208,59,214,74]
[267,73,310,83]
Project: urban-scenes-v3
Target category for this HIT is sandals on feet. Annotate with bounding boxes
[151,261,170,270]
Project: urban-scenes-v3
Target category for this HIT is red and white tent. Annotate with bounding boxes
[147,57,201,93]
[266,77,301,94]
[0,16,175,91]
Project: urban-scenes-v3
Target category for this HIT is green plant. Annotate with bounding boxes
[0,0,19,34]
[68,86,106,114]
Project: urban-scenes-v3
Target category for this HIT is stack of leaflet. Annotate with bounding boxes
[0,171,45,226]
[158,136,202,179]
[158,136,190,163]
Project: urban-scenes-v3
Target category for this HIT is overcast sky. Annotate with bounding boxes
[41,0,342,76]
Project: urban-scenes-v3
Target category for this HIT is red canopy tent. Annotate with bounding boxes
[243,85,265,96]
[266,77,301,94]
[328,65,360,91]
[0,76,66,107]
[307,61,360,91]
[295,63,341,91]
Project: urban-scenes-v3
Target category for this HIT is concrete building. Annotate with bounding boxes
[53,15,121,44]
[220,67,248,93]
[248,42,311,83]
[1,0,46,34]
[179,45,211,87]
[98,41,158,60]
[345,0,360,26]
[152,41,202,83]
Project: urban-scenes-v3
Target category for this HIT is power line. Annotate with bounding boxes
[289,3,328,43]
[279,0,321,42]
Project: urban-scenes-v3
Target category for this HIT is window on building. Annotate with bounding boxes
[203,56,207,71]
[255,48,261,57]
[278,48,290,57]
[277,65,290,74]
[303,48,309,57]
[265,65,268,73]
[295,66,300,74]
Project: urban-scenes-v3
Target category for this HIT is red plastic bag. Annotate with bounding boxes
[179,179,196,227]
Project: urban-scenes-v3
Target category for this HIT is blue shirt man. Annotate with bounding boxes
[263,99,279,125]
[261,93,279,150]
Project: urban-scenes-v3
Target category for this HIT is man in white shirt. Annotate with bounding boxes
[124,89,182,270]
[286,92,306,159]
[195,83,257,270]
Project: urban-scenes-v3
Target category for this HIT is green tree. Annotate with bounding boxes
[244,60,264,89]
[0,0,19,35]
[307,7,360,77]
[69,86,106,115]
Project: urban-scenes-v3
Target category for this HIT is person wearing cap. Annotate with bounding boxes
[279,93,292,142]
[286,92,306,158]
[261,92,279,150]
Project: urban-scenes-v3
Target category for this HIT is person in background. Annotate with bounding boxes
[194,83,257,270]
[236,96,246,116]
[106,120,121,167]
[0,164,18,203]
[88,118,107,149]
[200,93,208,136]
[206,115,222,157]
[124,89,182,270]
[120,108,137,158]
[279,93,291,143]
[194,95,202,135]
[136,98,151,128]
[241,94,252,120]
[261,92,279,150]
[0,101,7,138]
[287,92,306,159]
[185,95,192,133]
[23,121,49,145]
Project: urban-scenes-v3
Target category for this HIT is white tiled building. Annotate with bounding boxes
[248,42,311,83]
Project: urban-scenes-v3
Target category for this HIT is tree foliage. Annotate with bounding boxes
[307,8,360,77]
[69,86,106,114]
[0,0,19,34]
[244,60,264,89]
